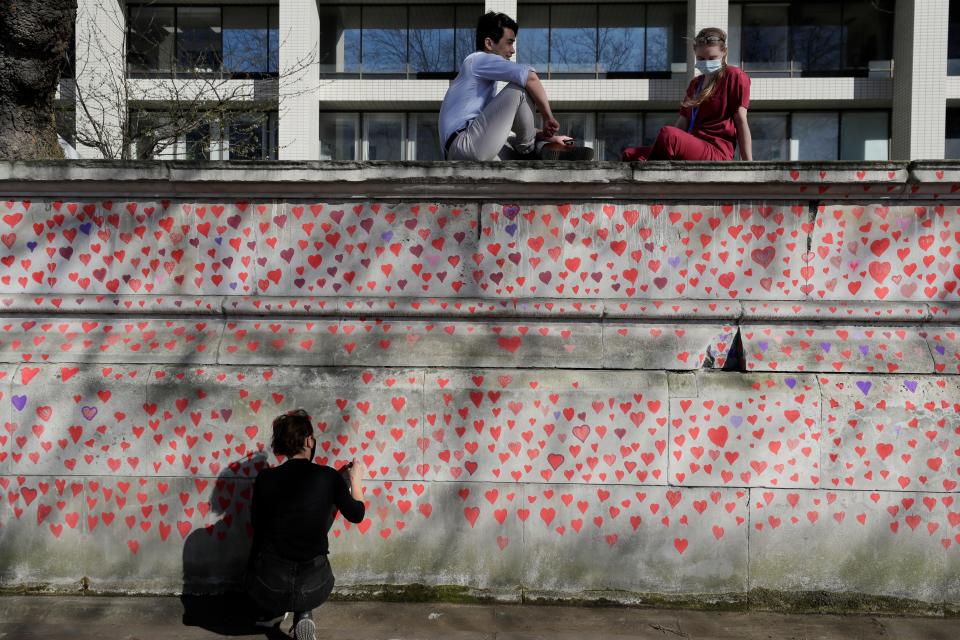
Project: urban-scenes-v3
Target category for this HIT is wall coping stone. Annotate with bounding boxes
[0,294,956,322]
[1,160,959,200]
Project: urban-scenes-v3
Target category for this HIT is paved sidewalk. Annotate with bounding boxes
[0,595,958,639]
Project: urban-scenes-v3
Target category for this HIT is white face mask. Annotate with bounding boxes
[695,59,723,75]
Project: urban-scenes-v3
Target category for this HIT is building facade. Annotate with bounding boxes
[59,0,960,161]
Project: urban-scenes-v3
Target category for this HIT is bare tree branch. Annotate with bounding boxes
[73,0,325,159]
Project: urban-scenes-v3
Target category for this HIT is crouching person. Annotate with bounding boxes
[439,11,593,161]
[621,27,752,162]
[244,408,366,640]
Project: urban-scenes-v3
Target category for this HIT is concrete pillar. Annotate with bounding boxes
[73,0,126,159]
[485,0,518,19]
[686,0,729,81]
[279,0,321,160]
[891,0,949,160]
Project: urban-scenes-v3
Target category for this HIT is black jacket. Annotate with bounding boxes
[250,459,366,561]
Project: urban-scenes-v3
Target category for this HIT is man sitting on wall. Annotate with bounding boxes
[438,11,594,161]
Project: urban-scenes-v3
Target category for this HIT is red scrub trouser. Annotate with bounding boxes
[620,125,730,162]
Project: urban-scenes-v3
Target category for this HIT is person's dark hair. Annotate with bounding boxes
[271,408,313,457]
[476,11,519,52]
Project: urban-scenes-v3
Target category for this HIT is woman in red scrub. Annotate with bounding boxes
[621,27,753,162]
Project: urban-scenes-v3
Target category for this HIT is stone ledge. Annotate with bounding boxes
[0,295,957,322]
[2,160,958,199]
[740,301,933,321]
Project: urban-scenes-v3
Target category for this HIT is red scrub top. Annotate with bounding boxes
[678,65,751,160]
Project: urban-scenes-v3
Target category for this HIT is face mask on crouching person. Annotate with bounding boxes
[695,58,723,75]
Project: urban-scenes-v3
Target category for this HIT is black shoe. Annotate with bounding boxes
[537,142,595,161]
[254,611,288,628]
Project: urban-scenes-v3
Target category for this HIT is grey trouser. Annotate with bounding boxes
[446,82,537,161]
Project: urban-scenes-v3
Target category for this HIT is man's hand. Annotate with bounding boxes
[348,457,366,499]
[541,117,560,138]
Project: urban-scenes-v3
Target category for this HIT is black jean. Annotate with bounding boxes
[244,550,335,618]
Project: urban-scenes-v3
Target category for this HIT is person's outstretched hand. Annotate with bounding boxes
[347,457,366,499]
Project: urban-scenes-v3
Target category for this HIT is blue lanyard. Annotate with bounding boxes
[687,76,706,133]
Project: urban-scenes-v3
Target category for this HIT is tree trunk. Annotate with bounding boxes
[0,0,76,160]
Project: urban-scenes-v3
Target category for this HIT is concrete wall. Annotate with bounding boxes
[0,161,958,610]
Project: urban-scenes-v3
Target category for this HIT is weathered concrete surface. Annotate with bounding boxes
[2,366,956,602]
[2,597,959,640]
[749,489,951,603]
[0,163,958,610]
[668,373,822,488]
[519,484,749,597]
[602,322,735,369]
[740,324,936,373]
[806,203,960,302]
[420,369,670,484]
[0,195,957,302]
[818,375,960,493]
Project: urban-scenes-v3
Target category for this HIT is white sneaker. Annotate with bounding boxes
[294,616,317,640]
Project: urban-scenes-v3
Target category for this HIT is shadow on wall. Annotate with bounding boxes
[180,452,289,638]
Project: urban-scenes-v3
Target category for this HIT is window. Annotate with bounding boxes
[598,5,644,74]
[128,110,277,160]
[455,6,478,68]
[739,4,790,75]
[844,1,893,74]
[950,1,960,75]
[410,7,455,75]
[840,111,888,161]
[409,113,441,160]
[791,112,839,160]
[320,4,483,77]
[791,3,842,74]
[597,113,641,161]
[748,113,789,160]
[225,113,278,160]
[733,1,894,77]
[319,113,359,160]
[223,6,278,74]
[128,6,176,73]
[60,22,76,79]
[269,6,279,73]
[743,110,889,160]
[642,113,675,146]
[128,110,177,159]
[594,112,676,160]
[362,6,408,75]
[947,108,960,159]
[518,3,687,78]
[319,111,812,162]
[554,112,594,148]
[177,7,222,72]
[365,113,405,160]
[551,4,597,75]
[185,123,213,160]
[55,108,76,147]
[518,5,550,72]
[128,5,278,77]
[579,110,891,160]
[319,5,362,74]
[645,3,685,74]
